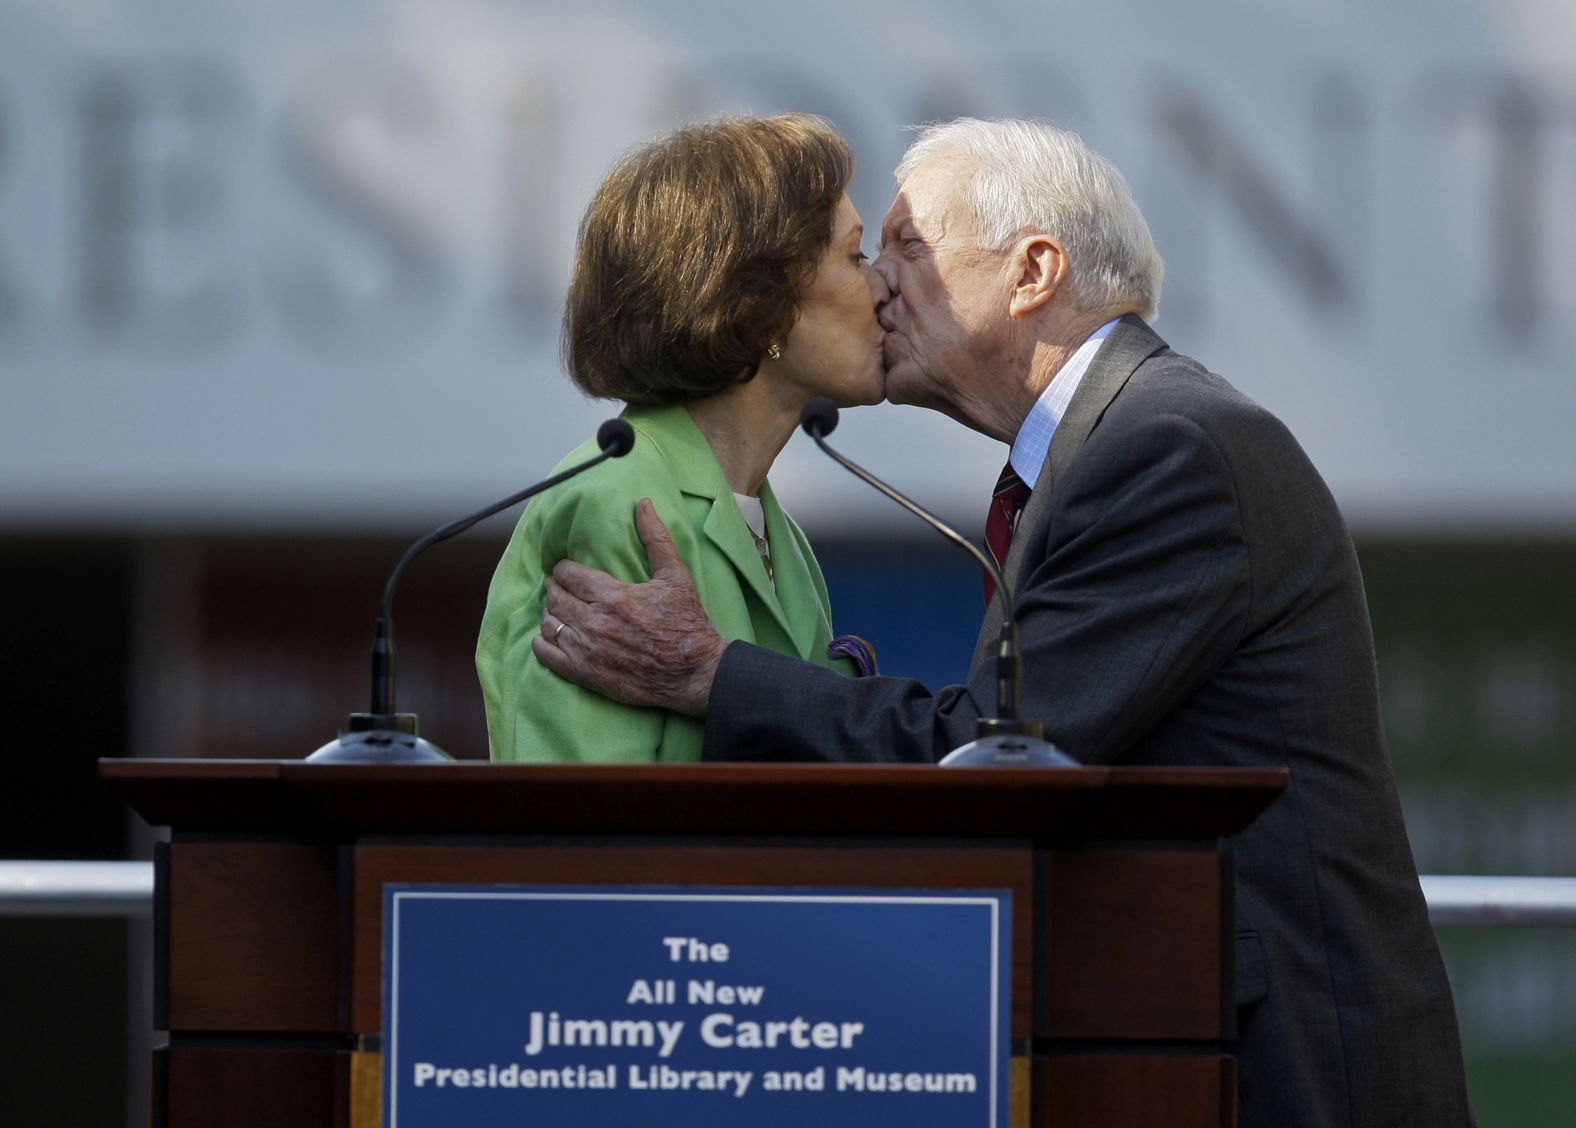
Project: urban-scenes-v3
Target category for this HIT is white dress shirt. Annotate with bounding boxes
[1008,318,1120,488]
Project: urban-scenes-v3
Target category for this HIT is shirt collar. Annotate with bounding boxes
[1009,318,1120,489]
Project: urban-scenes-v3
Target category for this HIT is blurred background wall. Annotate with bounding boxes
[2,1,1573,1123]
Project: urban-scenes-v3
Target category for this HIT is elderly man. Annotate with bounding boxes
[533,118,1474,1127]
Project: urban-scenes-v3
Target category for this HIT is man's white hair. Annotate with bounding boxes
[896,118,1163,321]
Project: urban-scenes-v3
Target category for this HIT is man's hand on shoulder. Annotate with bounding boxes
[533,498,726,717]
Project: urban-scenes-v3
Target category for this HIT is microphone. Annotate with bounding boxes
[799,398,1072,767]
[308,419,637,763]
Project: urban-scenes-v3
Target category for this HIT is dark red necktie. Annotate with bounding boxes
[984,461,1031,607]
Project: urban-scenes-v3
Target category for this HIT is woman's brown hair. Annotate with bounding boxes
[563,114,852,404]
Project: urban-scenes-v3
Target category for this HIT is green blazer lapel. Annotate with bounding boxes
[699,490,795,641]
[629,405,799,646]
[973,315,1168,664]
[757,479,824,657]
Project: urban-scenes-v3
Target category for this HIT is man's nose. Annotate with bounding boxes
[863,261,892,306]
[872,252,897,292]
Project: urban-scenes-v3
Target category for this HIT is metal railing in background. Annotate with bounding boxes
[3,862,1576,926]
[0,861,154,918]
[1417,875,1576,927]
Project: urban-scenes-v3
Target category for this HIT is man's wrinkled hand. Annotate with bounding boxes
[532,498,726,717]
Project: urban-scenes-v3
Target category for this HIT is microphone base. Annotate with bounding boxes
[307,713,451,763]
[940,733,1077,768]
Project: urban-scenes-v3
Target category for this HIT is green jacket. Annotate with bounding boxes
[477,403,853,762]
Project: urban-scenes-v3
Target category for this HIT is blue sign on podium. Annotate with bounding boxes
[382,885,1012,1127]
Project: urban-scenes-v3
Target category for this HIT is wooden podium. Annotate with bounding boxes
[103,759,1284,1128]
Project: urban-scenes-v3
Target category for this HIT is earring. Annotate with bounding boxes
[767,343,782,361]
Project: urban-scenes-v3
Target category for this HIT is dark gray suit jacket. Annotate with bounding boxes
[704,317,1474,1127]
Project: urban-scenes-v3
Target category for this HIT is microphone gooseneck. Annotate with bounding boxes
[798,397,1073,766]
[799,397,1020,723]
[369,418,635,716]
[310,419,636,763]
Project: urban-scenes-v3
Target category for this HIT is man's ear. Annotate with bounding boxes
[1009,236,1066,318]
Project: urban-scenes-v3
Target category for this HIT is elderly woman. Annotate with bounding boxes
[476,114,887,762]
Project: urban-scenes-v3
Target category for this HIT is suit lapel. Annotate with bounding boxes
[971,315,1168,666]
[1040,315,1166,494]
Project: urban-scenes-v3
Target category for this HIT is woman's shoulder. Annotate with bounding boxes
[482,416,681,626]
[535,409,687,512]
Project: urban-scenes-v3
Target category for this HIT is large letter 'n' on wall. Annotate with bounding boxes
[1152,76,1362,325]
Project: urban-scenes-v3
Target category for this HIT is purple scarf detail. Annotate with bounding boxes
[827,634,879,677]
